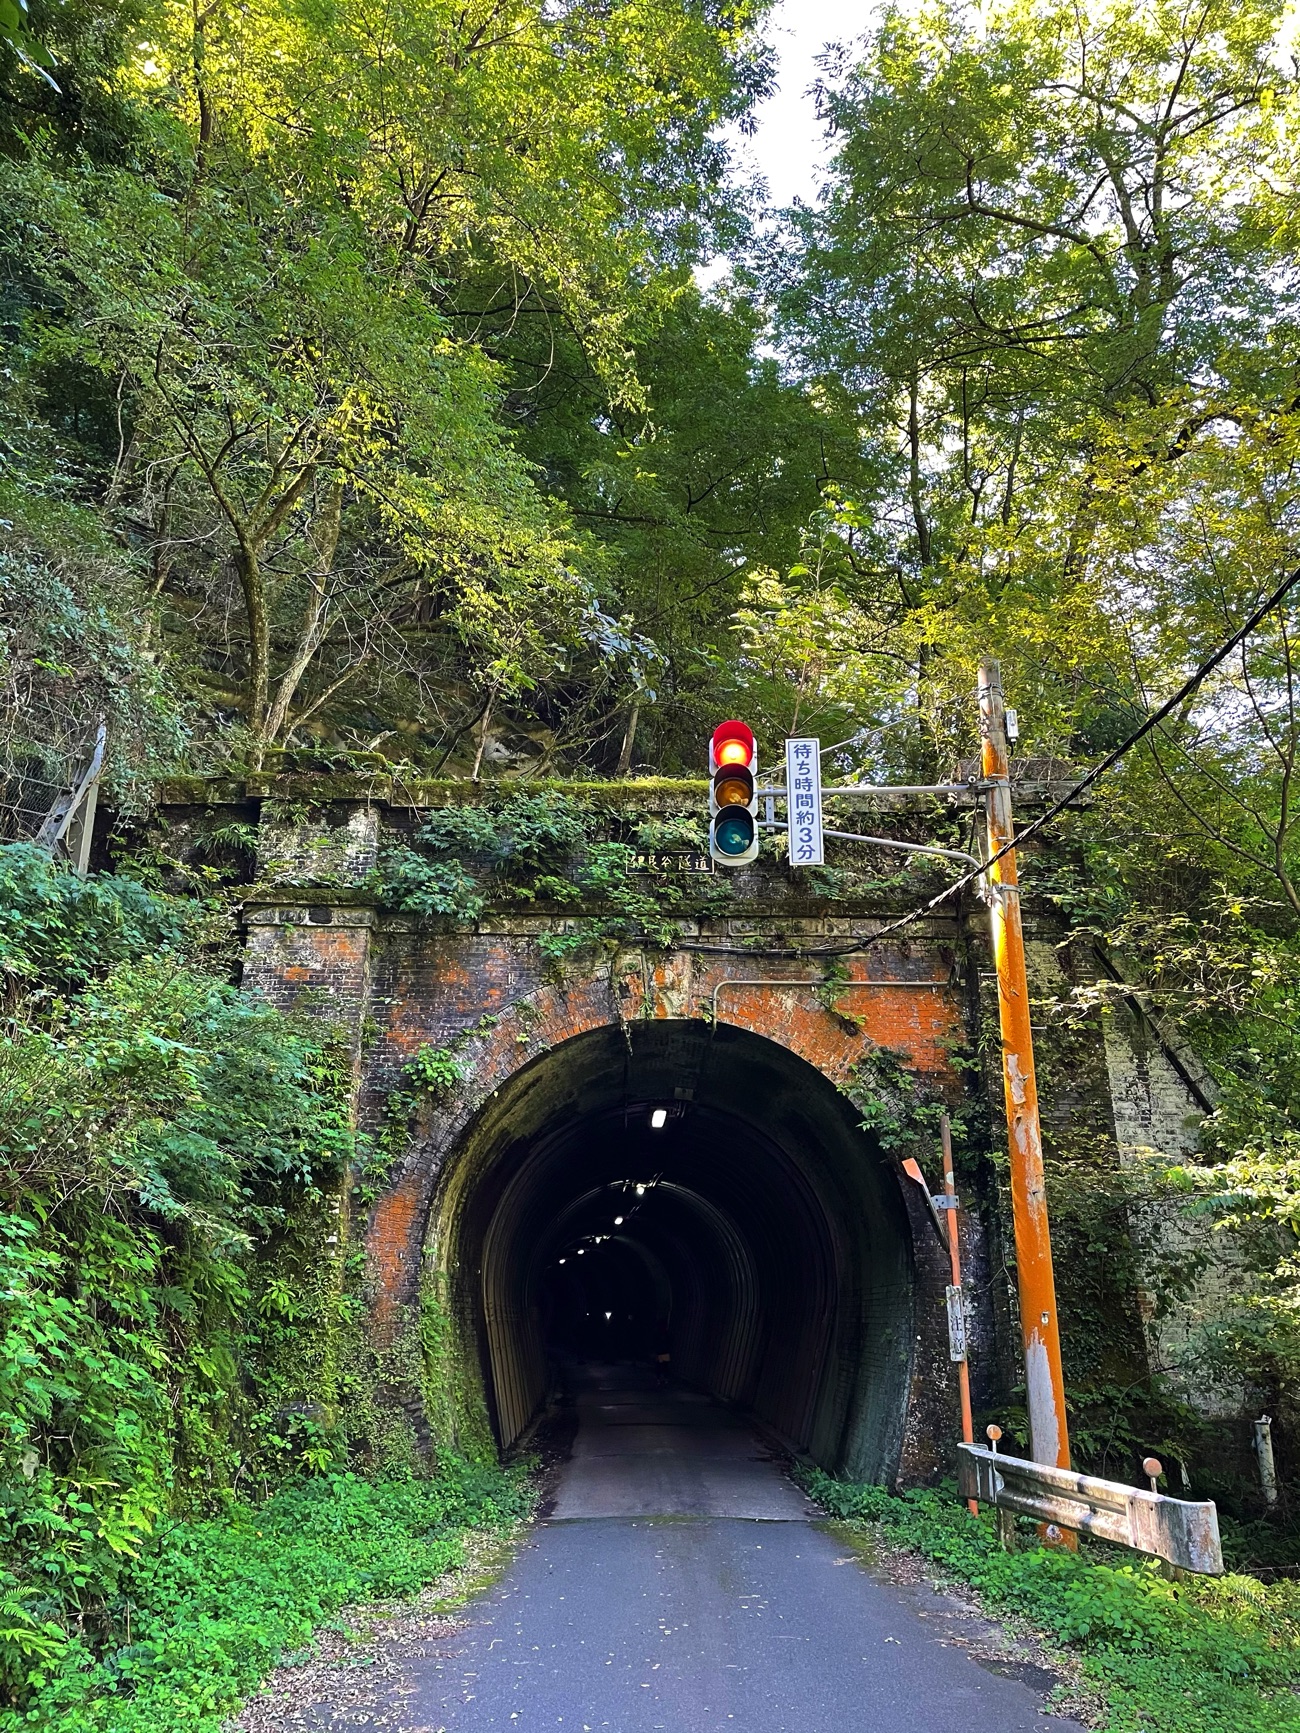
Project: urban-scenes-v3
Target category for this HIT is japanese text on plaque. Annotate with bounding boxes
[785,736,824,866]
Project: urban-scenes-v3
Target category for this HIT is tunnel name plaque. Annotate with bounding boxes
[628,850,714,875]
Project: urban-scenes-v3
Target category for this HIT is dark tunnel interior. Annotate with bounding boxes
[435,1020,919,1483]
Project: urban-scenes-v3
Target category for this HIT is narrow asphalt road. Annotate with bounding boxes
[328,1366,1087,1732]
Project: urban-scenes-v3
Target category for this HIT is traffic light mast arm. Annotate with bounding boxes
[759,782,977,800]
[757,819,981,868]
[757,806,981,868]
[759,771,984,866]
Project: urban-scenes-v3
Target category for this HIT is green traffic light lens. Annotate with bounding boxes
[714,810,755,856]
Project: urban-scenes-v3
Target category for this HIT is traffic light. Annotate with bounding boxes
[709,720,759,865]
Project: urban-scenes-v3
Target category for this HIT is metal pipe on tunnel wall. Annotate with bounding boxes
[711,977,952,1021]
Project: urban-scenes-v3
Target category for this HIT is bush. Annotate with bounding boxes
[0,845,192,995]
[0,1463,532,1729]
[801,1469,1300,1733]
[0,846,362,1672]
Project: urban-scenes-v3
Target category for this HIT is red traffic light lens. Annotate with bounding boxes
[711,720,755,767]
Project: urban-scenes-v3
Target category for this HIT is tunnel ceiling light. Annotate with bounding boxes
[614,1215,623,1225]
[558,1258,566,1264]
[636,1183,646,1195]
[577,1248,584,1255]
[604,1311,612,1320]
[650,1108,668,1129]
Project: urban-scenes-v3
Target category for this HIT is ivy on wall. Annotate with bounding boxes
[368,790,737,954]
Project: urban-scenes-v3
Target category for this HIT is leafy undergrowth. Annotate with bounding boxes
[0,1463,533,1733]
[800,1469,1300,1733]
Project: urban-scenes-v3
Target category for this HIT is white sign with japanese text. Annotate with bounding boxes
[785,737,823,866]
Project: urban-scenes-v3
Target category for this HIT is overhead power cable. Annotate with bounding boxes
[683,557,1300,961]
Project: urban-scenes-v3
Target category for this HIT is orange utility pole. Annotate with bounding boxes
[978,660,1071,1473]
[940,1115,979,1515]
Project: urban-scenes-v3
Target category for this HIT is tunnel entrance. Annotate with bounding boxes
[428,1020,918,1483]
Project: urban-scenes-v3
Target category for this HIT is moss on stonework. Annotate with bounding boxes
[392,777,710,807]
[156,777,252,804]
[157,774,715,810]
[419,1268,496,1462]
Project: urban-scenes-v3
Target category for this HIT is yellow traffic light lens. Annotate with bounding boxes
[716,739,750,767]
[715,774,750,806]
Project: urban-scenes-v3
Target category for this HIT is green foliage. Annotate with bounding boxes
[801,1469,1300,1732]
[0,1462,532,1727]
[418,794,591,878]
[369,851,486,924]
[3,955,354,1242]
[0,521,182,812]
[360,1043,469,1198]
[496,289,865,771]
[747,0,1300,894]
[842,1040,954,1154]
[0,0,58,92]
[1026,823,1300,1424]
[729,530,904,757]
[0,847,361,1677]
[403,1045,466,1099]
[0,0,781,772]
[0,844,192,994]
[0,1572,67,1708]
[370,790,731,949]
[1104,902,1300,1407]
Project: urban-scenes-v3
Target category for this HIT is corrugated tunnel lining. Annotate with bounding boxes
[430,1019,917,1483]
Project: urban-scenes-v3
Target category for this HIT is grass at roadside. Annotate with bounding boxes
[0,1461,533,1733]
[799,1468,1300,1733]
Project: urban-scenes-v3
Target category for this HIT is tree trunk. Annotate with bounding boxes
[907,371,932,568]
[261,480,345,748]
[616,699,640,776]
[236,542,271,765]
[471,690,497,781]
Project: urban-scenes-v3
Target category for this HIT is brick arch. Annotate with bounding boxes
[363,946,962,1333]
[361,947,966,1482]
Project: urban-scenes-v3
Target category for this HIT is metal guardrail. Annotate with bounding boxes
[957,1442,1224,1575]
[32,722,105,876]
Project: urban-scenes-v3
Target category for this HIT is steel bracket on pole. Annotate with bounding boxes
[956,1443,1224,1574]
